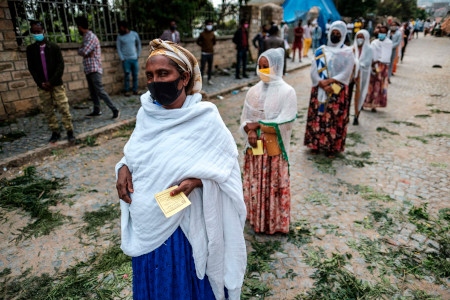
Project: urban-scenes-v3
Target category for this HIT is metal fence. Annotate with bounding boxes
[7,0,239,47]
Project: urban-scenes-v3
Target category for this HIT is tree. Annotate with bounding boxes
[335,0,378,18]
[377,0,417,21]
[127,0,212,38]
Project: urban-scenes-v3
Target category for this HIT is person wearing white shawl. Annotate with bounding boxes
[363,25,392,112]
[304,21,355,156]
[239,48,297,234]
[115,39,247,300]
[352,29,373,126]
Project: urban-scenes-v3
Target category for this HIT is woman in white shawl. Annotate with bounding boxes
[116,39,247,300]
[304,21,355,156]
[240,48,297,234]
[352,29,373,125]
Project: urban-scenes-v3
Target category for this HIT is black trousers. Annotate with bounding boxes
[200,53,214,80]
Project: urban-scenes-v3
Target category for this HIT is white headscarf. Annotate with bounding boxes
[353,29,372,75]
[241,48,297,159]
[311,21,355,102]
[353,29,373,112]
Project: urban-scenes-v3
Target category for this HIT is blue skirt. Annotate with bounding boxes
[132,227,216,300]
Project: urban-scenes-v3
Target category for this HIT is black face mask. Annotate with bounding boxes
[170,25,177,31]
[148,77,183,106]
[330,34,340,44]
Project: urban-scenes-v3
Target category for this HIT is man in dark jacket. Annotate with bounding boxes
[196,20,216,85]
[264,25,287,75]
[232,19,250,79]
[26,20,75,143]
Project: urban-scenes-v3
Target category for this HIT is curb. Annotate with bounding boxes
[1,62,311,171]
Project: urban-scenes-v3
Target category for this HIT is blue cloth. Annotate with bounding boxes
[122,59,139,93]
[131,227,216,300]
[116,31,141,60]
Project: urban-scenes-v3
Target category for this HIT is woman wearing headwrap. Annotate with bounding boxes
[240,48,297,234]
[352,29,373,125]
[304,21,355,156]
[115,39,247,300]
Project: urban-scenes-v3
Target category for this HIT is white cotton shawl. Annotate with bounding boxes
[353,29,373,112]
[116,91,247,300]
[311,21,355,103]
[239,48,297,157]
[371,37,393,64]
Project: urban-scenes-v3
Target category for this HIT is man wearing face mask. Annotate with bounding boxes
[160,20,180,44]
[196,20,216,85]
[363,25,392,112]
[233,19,250,79]
[26,20,75,144]
[116,20,142,97]
[388,21,402,82]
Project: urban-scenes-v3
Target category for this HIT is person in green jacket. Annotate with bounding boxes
[26,20,75,143]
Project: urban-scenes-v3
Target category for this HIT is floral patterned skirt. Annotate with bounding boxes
[243,147,291,234]
[304,84,350,153]
[364,63,389,108]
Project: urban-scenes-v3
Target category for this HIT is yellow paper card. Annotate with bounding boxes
[252,140,264,155]
[331,83,342,94]
[154,186,191,218]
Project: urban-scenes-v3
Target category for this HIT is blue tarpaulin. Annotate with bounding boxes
[283,0,341,44]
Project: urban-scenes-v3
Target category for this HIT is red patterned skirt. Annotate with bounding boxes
[364,63,389,108]
[243,146,291,234]
[304,84,350,153]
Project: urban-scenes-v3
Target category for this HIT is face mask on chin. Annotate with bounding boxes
[148,76,183,106]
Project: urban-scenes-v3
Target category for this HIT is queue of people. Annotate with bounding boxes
[27,15,421,298]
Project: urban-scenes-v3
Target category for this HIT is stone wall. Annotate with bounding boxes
[0,2,281,120]
[0,0,237,120]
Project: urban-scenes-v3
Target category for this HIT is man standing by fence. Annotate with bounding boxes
[27,20,75,144]
[196,20,216,85]
[75,16,120,119]
[116,20,141,97]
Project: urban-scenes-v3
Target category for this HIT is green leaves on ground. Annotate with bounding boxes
[0,166,67,242]
[0,246,131,300]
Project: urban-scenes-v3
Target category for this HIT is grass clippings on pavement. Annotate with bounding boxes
[390,120,421,127]
[297,248,398,300]
[287,219,313,247]
[0,166,67,243]
[78,203,120,239]
[376,127,399,135]
[0,245,132,300]
[346,132,365,147]
[242,240,283,299]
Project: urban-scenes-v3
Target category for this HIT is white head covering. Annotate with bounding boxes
[311,21,355,102]
[256,48,285,83]
[353,29,371,76]
[241,48,297,159]
[352,29,373,112]
[327,20,347,48]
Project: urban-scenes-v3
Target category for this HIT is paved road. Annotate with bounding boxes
[0,36,449,299]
